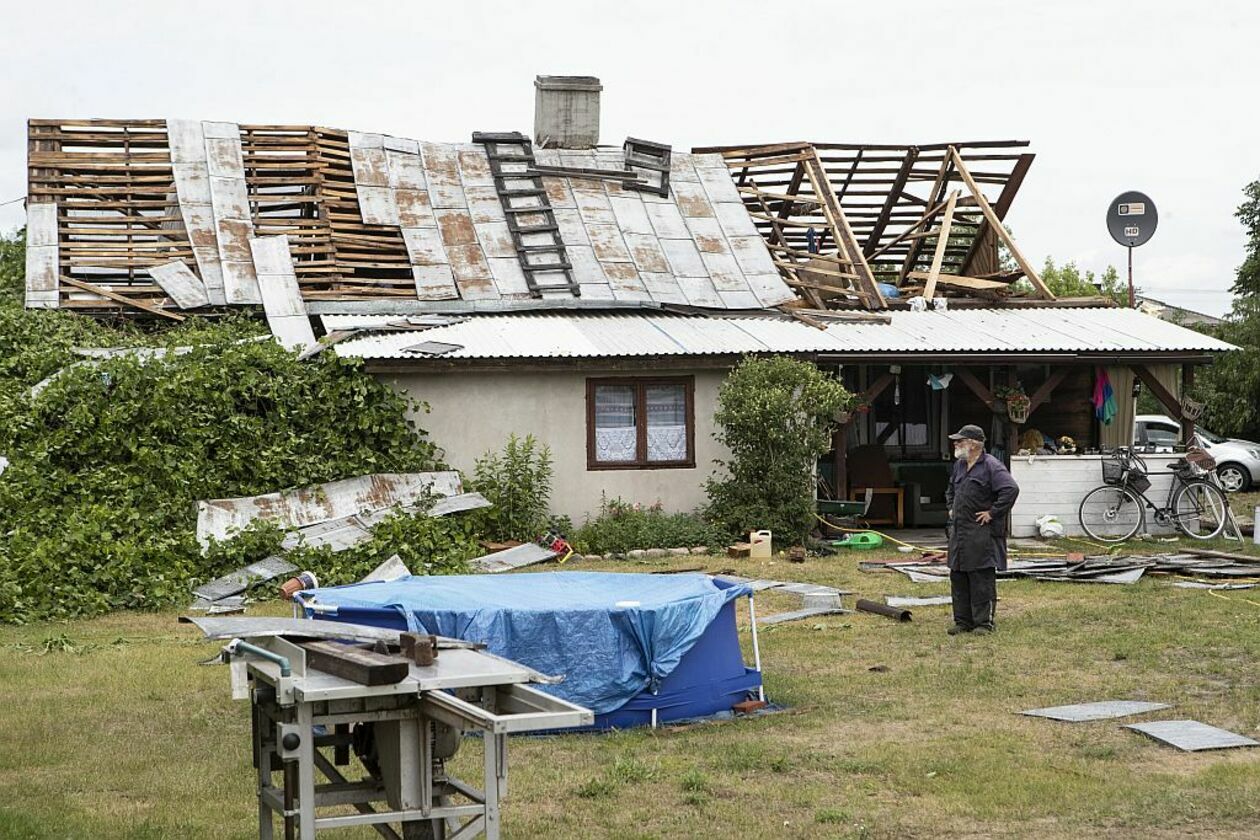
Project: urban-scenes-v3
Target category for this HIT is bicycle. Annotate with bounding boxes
[1078,447,1229,543]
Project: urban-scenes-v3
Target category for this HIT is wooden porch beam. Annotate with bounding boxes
[864,372,895,402]
[1132,364,1183,421]
[954,367,995,408]
[1028,368,1069,414]
[1181,364,1196,442]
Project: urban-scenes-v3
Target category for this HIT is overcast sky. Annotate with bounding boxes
[2,0,1256,315]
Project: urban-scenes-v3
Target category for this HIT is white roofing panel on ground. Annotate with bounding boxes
[329,307,1235,361]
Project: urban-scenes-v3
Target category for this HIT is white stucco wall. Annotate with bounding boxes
[378,367,731,523]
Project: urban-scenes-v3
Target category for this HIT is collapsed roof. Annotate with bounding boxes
[23,118,795,320]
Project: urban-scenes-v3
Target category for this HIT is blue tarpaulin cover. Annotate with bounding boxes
[298,571,750,714]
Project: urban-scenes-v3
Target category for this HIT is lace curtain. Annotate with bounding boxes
[593,382,688,463]
[594,384,636,462]
[646,384,686,461]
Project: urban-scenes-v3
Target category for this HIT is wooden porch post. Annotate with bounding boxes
[1181,364,1196,442]
[832,422,849,500]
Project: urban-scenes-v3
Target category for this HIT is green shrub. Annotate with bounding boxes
[470,433,553,541]
[571,497,727,555]
[0,326,446,624]
[705,356,853,545]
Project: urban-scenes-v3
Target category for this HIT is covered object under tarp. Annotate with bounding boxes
[297,571,763,729]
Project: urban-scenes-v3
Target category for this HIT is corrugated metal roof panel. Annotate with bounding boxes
[330,308,1236,361]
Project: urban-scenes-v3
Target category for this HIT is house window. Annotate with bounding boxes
[587,377,695,469]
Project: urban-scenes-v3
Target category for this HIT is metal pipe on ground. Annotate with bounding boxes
[856,598,913,622]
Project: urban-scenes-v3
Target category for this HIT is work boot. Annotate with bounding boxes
[972,626,993,636]
[947,624,971,635]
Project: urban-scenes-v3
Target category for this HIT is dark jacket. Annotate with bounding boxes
[946,452,1020,571]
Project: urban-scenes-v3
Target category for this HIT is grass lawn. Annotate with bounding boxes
[2,539,1260,839]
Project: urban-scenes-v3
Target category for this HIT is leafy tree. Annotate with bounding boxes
[705,356,853,545]
[1013,257,1127,304]
[1232,178,1260,297]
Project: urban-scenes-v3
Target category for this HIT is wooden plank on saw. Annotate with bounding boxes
[299,640,410,686]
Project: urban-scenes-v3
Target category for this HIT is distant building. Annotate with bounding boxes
[1135,296,1223,328]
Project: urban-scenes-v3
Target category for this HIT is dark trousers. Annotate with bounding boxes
[950,568,997,630]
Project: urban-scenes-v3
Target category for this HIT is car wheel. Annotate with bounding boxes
[1215,463,1250,493]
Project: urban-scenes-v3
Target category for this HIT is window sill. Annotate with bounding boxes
[587,461,697,471]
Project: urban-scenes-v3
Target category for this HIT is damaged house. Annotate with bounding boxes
[23,77,1234,524]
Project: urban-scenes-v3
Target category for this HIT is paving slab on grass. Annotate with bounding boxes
[1126,720,1260,751]
[1021,700,1171,722]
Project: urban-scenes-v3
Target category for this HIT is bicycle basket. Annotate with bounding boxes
[1127,471,1152,494]
[1101,457,1126,486]
[1185,447,1217,472]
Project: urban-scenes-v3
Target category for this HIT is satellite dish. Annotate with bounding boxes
[1107,191,1158,248]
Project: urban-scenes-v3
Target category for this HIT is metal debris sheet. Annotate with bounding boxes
[1126,720,1260,752]
[886,595,952,608]
[192,556,296,602]
[470,543,558,573]
[1022,700,1171,722]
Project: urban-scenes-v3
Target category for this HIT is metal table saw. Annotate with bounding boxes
[188,617,592,839]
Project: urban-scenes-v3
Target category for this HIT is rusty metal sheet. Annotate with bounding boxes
[714,200,760,238]
[587,225,632,262]
[608,196,653,235]
[447,244,499,300]
[281,492,490,553]
[347,131,384,150]
[565,246,606,286]
[677,275,723,308]
[350,145,390,187]
[542,176,576,209]
[574,190,615,225]
[669,154,701,182]
[702,252,747,292]
[748,272,796,306]
[206,130,260,305]
[685,217,730,255]
[395,189,435,228]
[386,150,427,190]
[356,185,399,226]
[553,208,589,245]
[671,180,716,218]
[401,228,448,266]
[382,135,420,155]
[435,209,478,247]
[148,260,210,309]
[487,258,530,297]
[639,271,687,305]
[660,238,708,277]
[728,235,779,275]
[456,148,494,187]
[24,203,59,308]
[623,233,669,273]
[474,222,516,259]
[167,121,227,305]
[180,615,406,644]
[192,555,297,602]
[697,164,743,204]
[645,202,690,239]
[412,265,460,300]
[196,471,463,549]
[603,262,649,300]
[465,185,507,224]
[205,137,246,179]
[250,236,315,350]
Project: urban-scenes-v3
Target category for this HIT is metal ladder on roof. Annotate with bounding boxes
[471,131,580,298]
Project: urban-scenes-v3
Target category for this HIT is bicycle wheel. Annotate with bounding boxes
[1170,481,1228,539]
[1079,485,1145,542]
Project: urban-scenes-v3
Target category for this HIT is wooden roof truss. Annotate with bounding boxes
[704,140,1053,309]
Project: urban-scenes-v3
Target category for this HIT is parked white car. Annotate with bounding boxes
[1134,414,1260,492]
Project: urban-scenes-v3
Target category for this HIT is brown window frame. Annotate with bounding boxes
[586,376,696,470]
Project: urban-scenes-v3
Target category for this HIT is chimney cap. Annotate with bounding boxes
[535,75,603,92]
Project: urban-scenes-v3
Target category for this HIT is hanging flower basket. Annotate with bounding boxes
[1006,397,1030,424]
[1181,397,1204,421]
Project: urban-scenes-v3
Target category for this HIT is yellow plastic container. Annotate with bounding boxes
[749,530,772,560]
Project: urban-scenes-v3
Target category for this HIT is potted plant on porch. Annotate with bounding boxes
[994,383,1032,424]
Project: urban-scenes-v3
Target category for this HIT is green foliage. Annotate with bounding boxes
[1014,257,1127,304]
[570,496,726,555]
[470,433,553,541]
[1193,296,1260,441]
[0,228,456,623]
[1232,178,1260,297]
[705,355,853,544]
[0,227,25,307]
[285,509,479,586]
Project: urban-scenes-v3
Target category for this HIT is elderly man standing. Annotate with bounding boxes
[945,424,1019,636]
